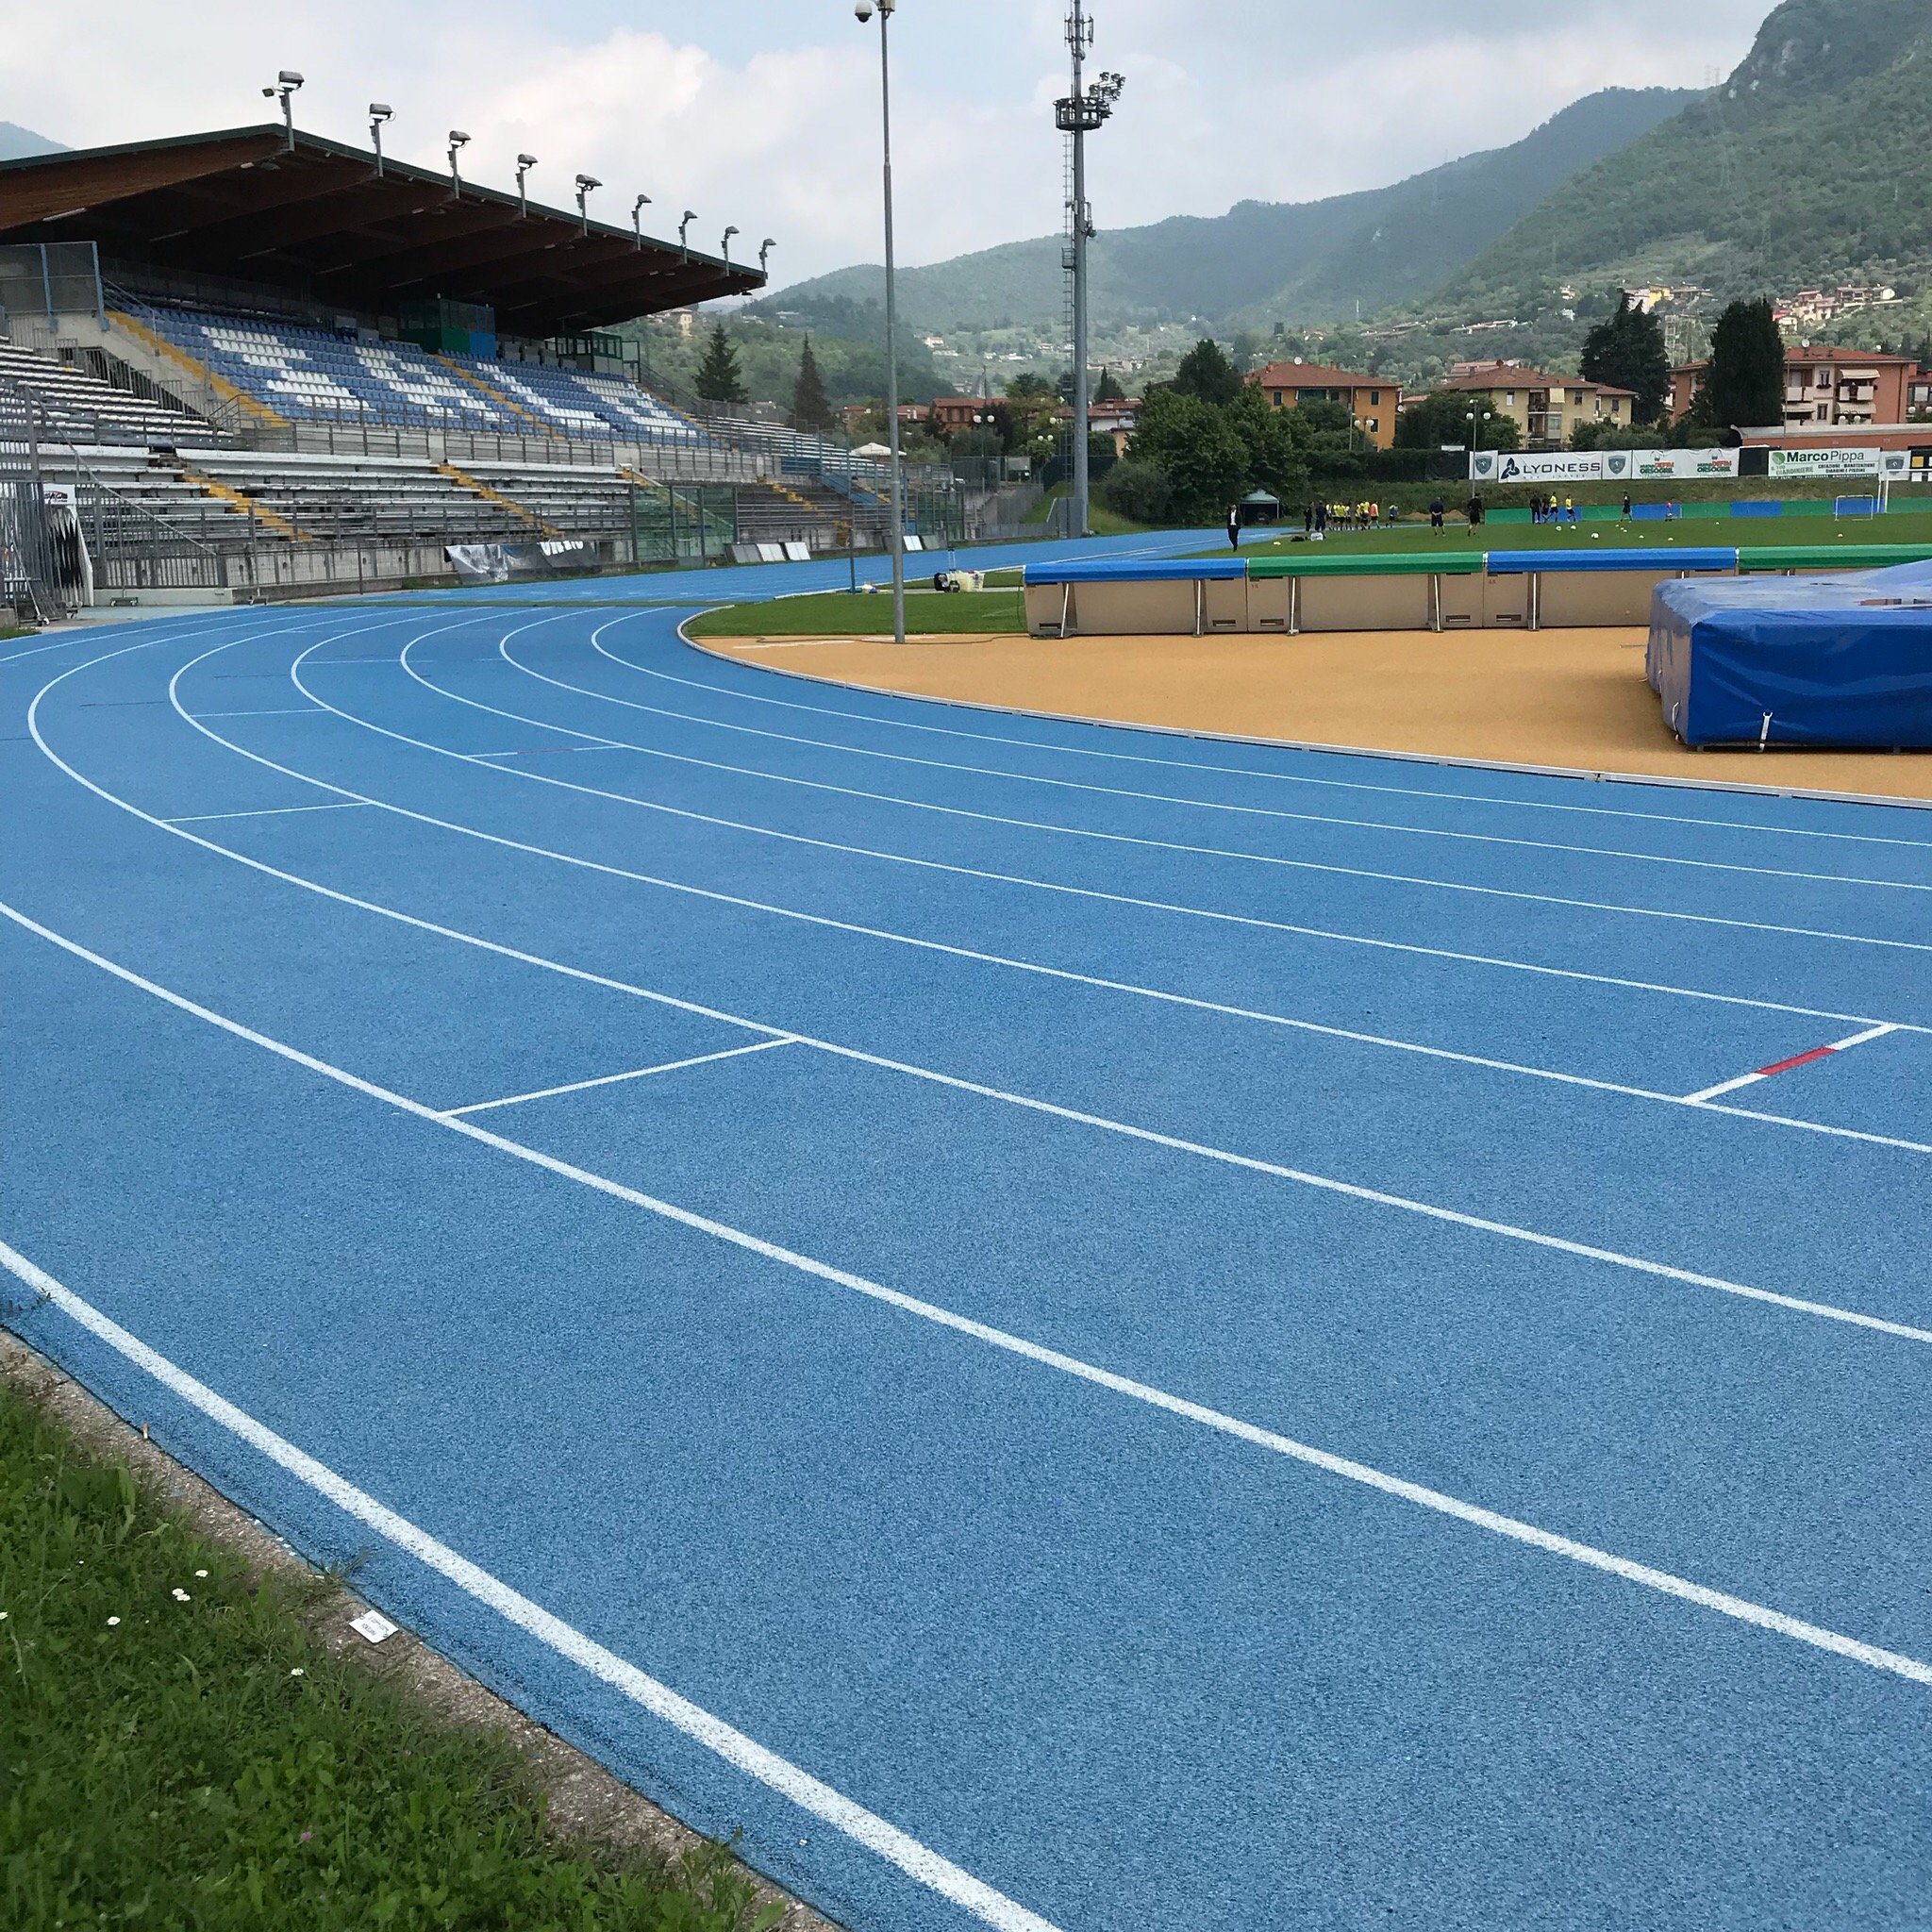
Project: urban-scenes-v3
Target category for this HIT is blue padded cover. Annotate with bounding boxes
[1486,547,1737,575]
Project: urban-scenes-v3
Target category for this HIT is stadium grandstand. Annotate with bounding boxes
[0,125,957,609]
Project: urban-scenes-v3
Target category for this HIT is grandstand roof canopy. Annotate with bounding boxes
[0,125,764,336]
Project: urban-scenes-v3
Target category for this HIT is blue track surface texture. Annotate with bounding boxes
[5,538,1932,1931]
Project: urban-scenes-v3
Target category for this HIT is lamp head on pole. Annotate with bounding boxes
[632,192,652,248]
[264,71,303,150]
[575,173,602,234]
[721,224,740,268]
[368,103,391,175]
[515,153,537,216]
[446,129,470,195]
[758,238,775,275]
[679,209,697,260]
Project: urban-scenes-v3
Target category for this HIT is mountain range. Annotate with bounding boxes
[1435,0,1932,320]
[771,87,1694,336]
[773,0,1932,342]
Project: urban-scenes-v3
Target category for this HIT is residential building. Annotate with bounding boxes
[1089,397,1141,457]
[1670,346,1922,427]
[1430,363,1635,447]
[1246,361,1399,451]
[928,395,1006,436]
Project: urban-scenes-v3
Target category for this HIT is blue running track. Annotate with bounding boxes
[6,531,1932,1931]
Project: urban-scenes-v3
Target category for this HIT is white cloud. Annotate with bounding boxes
[0,1,1774,286]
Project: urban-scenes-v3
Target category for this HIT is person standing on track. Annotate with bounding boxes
[1226,504,1241,553]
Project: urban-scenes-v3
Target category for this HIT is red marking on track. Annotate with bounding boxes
[1755,1046,1839,1078]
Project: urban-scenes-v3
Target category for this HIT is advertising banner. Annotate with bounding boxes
[1472,450,1605,484]
[1767,447,1883,479]
[1601,448,1741,480]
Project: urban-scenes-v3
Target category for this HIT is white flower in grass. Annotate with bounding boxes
[194,1569,208,1579]
[107,1616,121,1627]
[172,1588,192,1602]
[290,1667,305,1677]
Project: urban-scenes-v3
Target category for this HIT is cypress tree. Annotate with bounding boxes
[791,335,834,432]
[1705,298,1786,430]
[1581,296,1671,425]
[693,322,747,406]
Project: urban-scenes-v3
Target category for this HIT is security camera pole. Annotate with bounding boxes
[1056,7,1122,541]
[856,0,905,645]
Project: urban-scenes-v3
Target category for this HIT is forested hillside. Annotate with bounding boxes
[1432,0,1932,322]
[771,88,1691,335]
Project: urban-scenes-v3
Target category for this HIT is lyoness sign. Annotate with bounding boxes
[1473,451,1605,483]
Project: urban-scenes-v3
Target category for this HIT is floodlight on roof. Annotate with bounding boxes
[516,152,538,217]
[369,104,393,176]
[575,173,602,234]
[447,129,470,197]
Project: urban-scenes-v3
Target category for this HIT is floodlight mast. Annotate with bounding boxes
[632,192,652,249]
[447,129,471,197]
[1055,6,1123,540]
[575,175,602,234]
[369,104,392,177]
[517,154,538,217]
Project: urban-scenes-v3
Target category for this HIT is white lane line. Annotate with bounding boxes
[33,642,1932,1328]
[442,1038,797,1116]
[280,641,1932,1145]
[596,620,1932,855]
[192,707,328,719]
[124,629,1932,1165]
[549,631,1932,891]
[0,1237,1062,1932]
[443,632,1932,1030]
[5,946,1932,1704]
[164,802,372,825]
[494,630,1932,963]
[1683,1024,1903,1107]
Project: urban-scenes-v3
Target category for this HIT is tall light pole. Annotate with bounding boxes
[575,175,602,235]
[447,131,471,198]
[632,192,652,249]
[517,154,538,218]
[856,0,905,646]
[1055,8,1123,541]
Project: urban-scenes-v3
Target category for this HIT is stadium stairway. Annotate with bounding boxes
[436,460,565,540]
[102,308,290,429]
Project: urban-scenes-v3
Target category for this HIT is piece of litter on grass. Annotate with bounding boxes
[350,1609,398,1644]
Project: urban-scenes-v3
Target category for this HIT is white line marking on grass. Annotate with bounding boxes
[583,622,1932,860]
[442,1037,796,1116]
[1683,1024,1902,1106]
[34,641,1932,1324]
[164,802,371,825]
[5,956,1932,1704]
[0,1234,1063,1932]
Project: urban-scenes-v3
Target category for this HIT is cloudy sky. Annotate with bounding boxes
[1,1,1773,287]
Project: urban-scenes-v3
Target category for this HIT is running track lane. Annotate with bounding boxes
[5,597,1932,1931]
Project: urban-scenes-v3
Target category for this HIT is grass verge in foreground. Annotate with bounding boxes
[0,1374,782,1932]
[689,587,1024,639]
[0,624,32,643]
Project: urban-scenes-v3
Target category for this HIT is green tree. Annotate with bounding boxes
[1395,390,1523,452]
[1704,298,1785,431]
[1093,366,1126,405]
[1126,387,1246,522]
[1169,339,1242,408]
[693,322,747,405]
[1098,460,1174,526]
[1580,295,1671,425]
[1225,385,1310,500]
[790,335,834,432]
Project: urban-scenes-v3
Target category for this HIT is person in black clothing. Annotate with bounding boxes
[1467,491,1484,528]
[1226,504,1241,553]
[1622,491,1633,521]
[1303,503,1314,537]
[1313,501,1327,541]
[1428,496,1445,531]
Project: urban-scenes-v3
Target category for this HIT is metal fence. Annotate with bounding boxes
[0,391,71,620]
